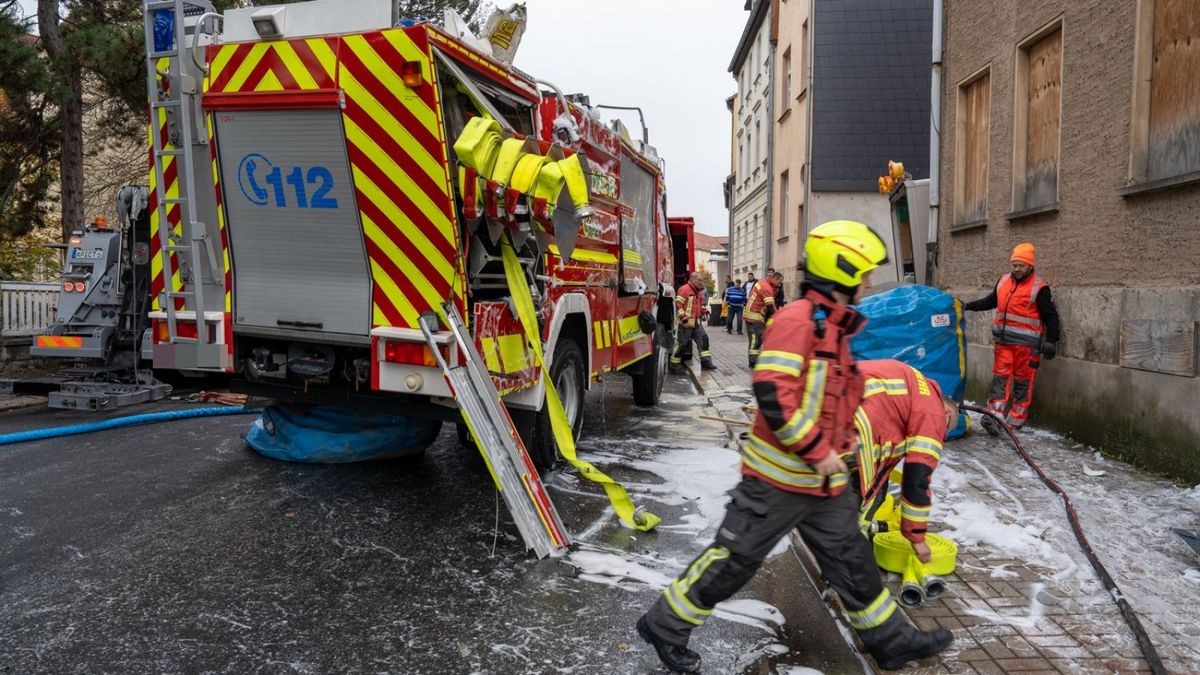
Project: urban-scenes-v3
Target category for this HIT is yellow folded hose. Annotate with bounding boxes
[532,159,564,205]
[509,154,548,193]
[556,153,591,209]
[490,138,527,184]
[452,116,502,174]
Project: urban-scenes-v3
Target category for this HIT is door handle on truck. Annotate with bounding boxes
[277,320,324,329]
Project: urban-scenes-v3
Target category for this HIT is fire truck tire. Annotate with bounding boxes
[632,324,668,407]
[530,338,586,470]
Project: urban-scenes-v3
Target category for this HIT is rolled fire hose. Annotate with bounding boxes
[0,406,260,447]
[963,403,1167,675]
[873,531,957,607]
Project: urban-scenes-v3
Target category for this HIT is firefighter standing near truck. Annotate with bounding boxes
[852,359,960,568]
[962,243,1061,434]
[671,272,716,373]
[637,221,952,673]
[742,271,780,367]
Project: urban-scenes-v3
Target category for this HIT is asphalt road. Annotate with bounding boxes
[0,374,861,674]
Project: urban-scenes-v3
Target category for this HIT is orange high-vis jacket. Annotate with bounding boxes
[853,359,947,544]
[992,273,1048,346]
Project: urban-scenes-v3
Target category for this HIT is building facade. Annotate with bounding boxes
[805,0,932,293]
[937,0,1200,481]
[768,0,811,296]
[728,0,774,283]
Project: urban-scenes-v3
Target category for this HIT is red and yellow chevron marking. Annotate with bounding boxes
[338,28,465,328]
[35,336,83,348]
[206,37,337,94]
[206,113,234,345]
[148,69,184,312]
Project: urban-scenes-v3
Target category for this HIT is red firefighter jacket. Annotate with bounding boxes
[675,282,704,326]
[853,359,946,544]
[743,278,777,324]
[743,288,866,495]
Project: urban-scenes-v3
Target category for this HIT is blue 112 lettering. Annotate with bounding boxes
[237,153,338,209]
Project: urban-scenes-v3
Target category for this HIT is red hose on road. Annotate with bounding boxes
[962,404,1167,675]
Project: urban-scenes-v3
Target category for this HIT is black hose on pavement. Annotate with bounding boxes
[962,403,1167,675]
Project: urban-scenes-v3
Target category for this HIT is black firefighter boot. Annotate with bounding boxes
[857,612,953,671]
[636,615,701,673]
[700,358,717,371]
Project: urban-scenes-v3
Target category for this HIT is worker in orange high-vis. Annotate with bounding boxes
[741,271,781,368]
[636,221,951,673]
[962,243,1061,434]
[671,272,716,373]
[851,360,960,564]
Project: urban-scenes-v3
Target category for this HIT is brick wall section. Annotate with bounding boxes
[938,0,1200,291]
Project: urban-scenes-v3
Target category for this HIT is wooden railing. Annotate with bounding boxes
[0,281,58,339]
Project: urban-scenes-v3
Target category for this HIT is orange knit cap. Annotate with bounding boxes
[1011,242,1036,266]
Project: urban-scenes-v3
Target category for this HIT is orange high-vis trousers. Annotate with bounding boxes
[987,343,1038,425]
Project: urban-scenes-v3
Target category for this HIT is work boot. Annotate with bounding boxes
[701,360,717,371]
[858,613,953,671]
[669,364,684,375]
[979,414,1000,437]
[636,615,701,673]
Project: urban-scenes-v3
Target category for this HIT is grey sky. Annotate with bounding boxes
[15,0,746,235]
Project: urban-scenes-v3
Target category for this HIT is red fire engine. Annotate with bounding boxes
[143,0,675,467]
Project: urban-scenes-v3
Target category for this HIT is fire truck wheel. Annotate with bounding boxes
[531,338,586,470]
[632,324,668,407]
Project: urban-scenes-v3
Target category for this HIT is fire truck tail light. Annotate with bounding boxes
[62,282,72,292]
[154,319,169,343]
[384,340,440,367]
[401,61,424,88]
[73,281,86,293]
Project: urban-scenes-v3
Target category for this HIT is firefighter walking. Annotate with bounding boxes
[962,243,1061,434]
[671,272,716,373]
[742,271,781,367]
[852,359,960,565]
[637,221,951,673]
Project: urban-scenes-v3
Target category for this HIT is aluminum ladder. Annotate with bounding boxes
[419,303,570,559]
[142,0,221,349]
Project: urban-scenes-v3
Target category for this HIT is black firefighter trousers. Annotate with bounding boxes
[642,474,890,647]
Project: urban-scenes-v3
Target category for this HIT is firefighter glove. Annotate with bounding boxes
[763,304,776,320]
[1041,342,1057,360]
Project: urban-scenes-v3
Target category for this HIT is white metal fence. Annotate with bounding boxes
[0,281,58,339]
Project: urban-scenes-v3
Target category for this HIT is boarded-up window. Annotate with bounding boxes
[956,72,990,225]
[1148,0,1200,180]
[1023,28,1061,208]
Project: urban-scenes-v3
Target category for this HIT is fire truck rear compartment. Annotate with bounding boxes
[215,108,372,341]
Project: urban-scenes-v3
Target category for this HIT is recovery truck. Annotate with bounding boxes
[141,0,675,468]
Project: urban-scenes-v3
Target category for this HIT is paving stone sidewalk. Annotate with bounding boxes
[678,327,1200,674]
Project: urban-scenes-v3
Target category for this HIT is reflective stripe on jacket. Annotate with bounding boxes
[852,359,946,544]
[744,289,866,496]
[743,279,776,324]
[676,283,703,325]
[992,273,1047,346]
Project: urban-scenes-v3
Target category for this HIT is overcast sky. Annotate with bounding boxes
[16,0,747,235]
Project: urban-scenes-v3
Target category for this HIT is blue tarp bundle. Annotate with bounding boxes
[852,285,970,439]
[245,405,442,463]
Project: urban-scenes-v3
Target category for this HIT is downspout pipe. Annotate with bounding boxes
[927,0,943,286]
[763,6,777,274]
